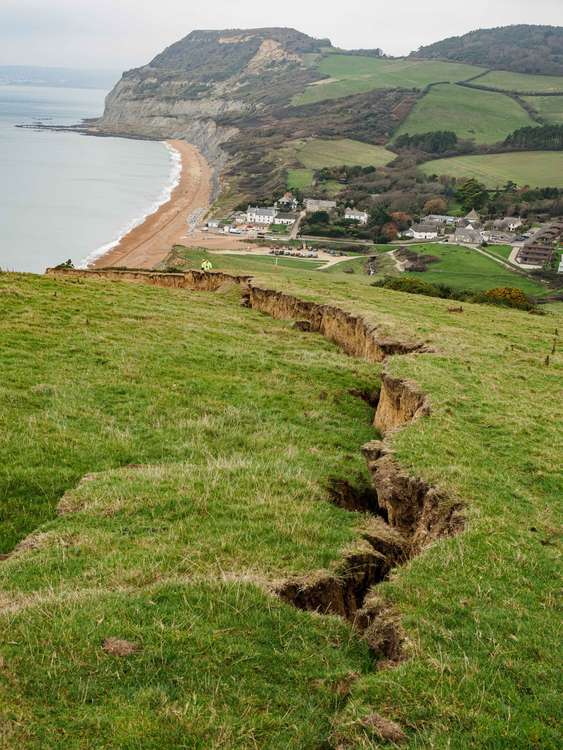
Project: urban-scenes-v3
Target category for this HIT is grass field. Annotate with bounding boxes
[296,138,396,169]
[477,70,563,93]
[170,245,548,298]
[400,243,546,295]
[394,84,535,144]
[0,268,560,748]
[166,247,325,272]
[287,167,314,190]
[523,95,563,124]
[419,150,563,188]
[293,54,485,105]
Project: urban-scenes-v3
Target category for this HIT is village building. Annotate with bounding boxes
[207,219,221,229]
[304,199,337,213]
[493,216,522,232]
[232,211,248,225]
[405,223,439,240]
[454,224,482,245]
[246,206,277,225]
[277,192,299,211]
[344,208,369,225]
[463,209,481,227]
[275,212,298,226]
[423,214,459,226]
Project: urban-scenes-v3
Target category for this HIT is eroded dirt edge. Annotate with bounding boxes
[44,267,465,665]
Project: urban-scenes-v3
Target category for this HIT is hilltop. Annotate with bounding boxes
[96,24,563,211]
[412,25,563,76]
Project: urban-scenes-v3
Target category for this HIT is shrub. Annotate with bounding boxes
[480,287,534,311]
[373,278,536,311]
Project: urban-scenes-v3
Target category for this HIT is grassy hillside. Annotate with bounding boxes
[0,269,560,748]
[293,54,484,105]
[169,245,548,298]
[287,167,314,189]
[295,138,396,168]
[524,95,563,124]
[394,83,535,144]
[399,243,546,294]
[477,69,563,93]
[419,150,563,188]
[412,25,563,76]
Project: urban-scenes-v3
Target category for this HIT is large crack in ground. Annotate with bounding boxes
[44,266,465,666]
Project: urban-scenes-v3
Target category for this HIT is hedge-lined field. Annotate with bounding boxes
[394,84,535,144]
[419,150,563,188]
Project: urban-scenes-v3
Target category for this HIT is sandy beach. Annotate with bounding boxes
[91,140,212,270]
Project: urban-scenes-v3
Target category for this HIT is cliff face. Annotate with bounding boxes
[97,28,330,170]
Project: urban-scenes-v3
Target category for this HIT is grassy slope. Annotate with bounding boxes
[477,70,563,93]
[165,247,325,272]
[287,167,314,190]
[293,55,485,105]
[400,243,546,295]
[170,245,547,297]
[419,151,563,189]
[523,95,563,124]
[296,138,396,169]
[394,84,534,144]
[1,269,561,748]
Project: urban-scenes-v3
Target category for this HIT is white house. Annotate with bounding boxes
[405,223,439,240]
[207,219,221,229]
[246,206,277,225]
[344,208,369,225]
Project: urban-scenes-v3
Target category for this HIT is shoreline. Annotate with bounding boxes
[90,140,212,270]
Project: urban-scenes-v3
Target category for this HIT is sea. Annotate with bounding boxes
[0,85,180,273]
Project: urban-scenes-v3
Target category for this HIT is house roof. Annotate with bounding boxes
[411,223,438,233]
[248,206,276,217]
[455,227,481,242]
[465,209,480,222]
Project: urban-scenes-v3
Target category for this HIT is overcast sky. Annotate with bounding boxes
[1,0,562,71]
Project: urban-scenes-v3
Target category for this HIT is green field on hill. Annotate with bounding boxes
[295,138,396,169]
[477,69,563,93]
[523,95,563,124]
[420,150,563,188]
[316,244,546,295]
[394,83,535,144]
[293,54,485,105]
[287,167,314,189]
[0,269,560,748]
[400,243,546,295]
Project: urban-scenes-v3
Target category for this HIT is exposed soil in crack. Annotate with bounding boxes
[44,266,465,671]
